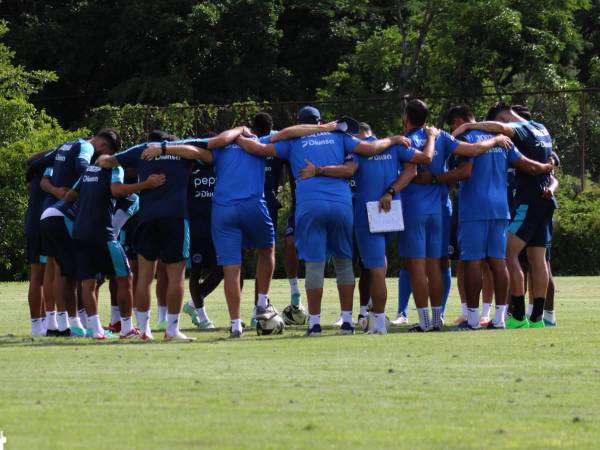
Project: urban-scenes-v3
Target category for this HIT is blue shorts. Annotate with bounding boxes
[354,203,395,269]
[75,239,131,280]
[441,213,451,259]
[211,198,274,266]
[188,218,217,269]
[459,219,509,261]
[295,200,353,263]
[40,216,76,276]
[397,214,443,259]
[136,217,190,264]
[509,201,554,248]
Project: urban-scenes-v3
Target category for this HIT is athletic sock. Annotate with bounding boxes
[398,269,411,317]
[187,299,196,309]
[308,314,321,328]
[467,307,480,328]
[230,319,243,333]
[110,305,120,325]
[374,313,386,331]
[481,302,491,319]
[493,305,508,327]
[257,293,269,308]
[88,315,103,336]
[196,306,210,322]
[530,297,545,322]
[432,306,443,328]
[136,310,150,336]
[289,278,301,298]
[461,303,468,317]
[341,310,352,324]
[166,313,180,337]
[526,303,533,318]
[69,316,84,330]
[78,308,88,328]
[46,311,58,330]
[57,311,69,331]
[417,307,431,330]
[31,318,44,336]
[359,305,368,317]
[157,306,167,323]
[441,267,451,315]
[511,295,526,321]
[543,310,556,324]
[120,316,133,335]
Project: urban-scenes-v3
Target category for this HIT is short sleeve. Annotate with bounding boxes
[440,131,459,156]
[343,133,360,154]
[259,135,272,144]
[43,167,53,177]
[115,144,144,168]
[178,138,208,149]
[111,166,125,183]
[508,145,522,163]
[508,122,528,147]
[78,141,94,163]
[274,140,292,160]
[394,144,415,162]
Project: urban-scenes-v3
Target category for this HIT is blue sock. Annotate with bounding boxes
[441,267,452,316]
[398,269,411,317]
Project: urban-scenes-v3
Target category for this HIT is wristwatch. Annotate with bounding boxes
[387,187,395,196]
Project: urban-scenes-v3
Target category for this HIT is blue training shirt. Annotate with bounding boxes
[458,129,522,222]
[274,131,360,206]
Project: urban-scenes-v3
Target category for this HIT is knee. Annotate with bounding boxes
[332,257,354,285]
[305,261,326,289]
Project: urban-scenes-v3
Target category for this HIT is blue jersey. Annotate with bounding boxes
[72,166,123,241]
[353,143,415,203]
[25,150,56,235]
[458,130,522,221]
[212,135,270,206]
[509,121,554,206]
[274,131,360,206]
[115,143,193,224]
[187,160,215,220]
[401,129,459,216]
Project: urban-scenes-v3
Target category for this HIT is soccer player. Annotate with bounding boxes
[234,106,411,336]
[397,99,512,333]
[352,123,438,334]
[282,169,304,315]
[452,102,557,328]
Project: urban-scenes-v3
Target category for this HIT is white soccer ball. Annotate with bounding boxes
[282,304,308,325]
[256,314,285,336]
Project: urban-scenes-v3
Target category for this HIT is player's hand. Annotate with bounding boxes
[425,126,440,137]
[391,135,411,147]
[299,159,317,179]
[141,144,162,160]
[241,127,255,138]
[379,192,392,212]
[542,187,554,199]
[54,186,69,199]
[319,121,338,132]
[494,135,512,149]
[145,174,166,189]
[451,123,470,137]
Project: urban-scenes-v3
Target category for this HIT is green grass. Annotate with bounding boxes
[1,277,599,449]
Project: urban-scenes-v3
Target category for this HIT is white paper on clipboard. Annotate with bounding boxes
[366,200,404,233]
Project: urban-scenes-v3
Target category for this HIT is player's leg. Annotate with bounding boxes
[223,264,243,334]
[163,260,188,339]
[440,213,453,317]
[114,274,137,338]
[107,278,121,332]
[74,240,105,339]
[543,259,556,326]
[135,256,157,339]
[81,278,103,338]
[155,261,168,330]
[28,262,46,336]
[526,246,549,327]
[425,214,444,330]
[486,258,509,329]
[454,261,468,324]
[480,261,494,323]
[457,220,487,330]
[43,257,58,335]
[391,264,411,325]
[284,211,302,308]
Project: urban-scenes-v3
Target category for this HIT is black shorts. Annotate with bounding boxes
[40,216,76,276]
[448,208,460,261]
[26,232,46,265]
[189,220,217,269]
[284,206,295,238]
[136,217,190,264]
[509,200,554,247]
[75,239,131,281]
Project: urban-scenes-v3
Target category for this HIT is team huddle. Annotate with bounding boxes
[23,99,558,340]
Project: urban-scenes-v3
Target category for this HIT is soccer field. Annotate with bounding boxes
[1,277,599,449]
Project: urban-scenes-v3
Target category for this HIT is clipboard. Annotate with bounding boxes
[366,200,404,233]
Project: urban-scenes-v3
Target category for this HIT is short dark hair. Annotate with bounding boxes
[147,130,178,142]
[511,104,532,120]
[485,101,511,121]
[358,122,372,134]
[252,112,273,137]
[445,105,475,127]
[404,99,428,127]
[96,128,121,152]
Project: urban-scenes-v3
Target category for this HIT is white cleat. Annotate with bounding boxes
[390,314,409,326]
[332,315,343,328]
[163,331,196,342]
[367,327,388,335]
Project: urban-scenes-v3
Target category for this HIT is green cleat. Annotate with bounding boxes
[505,316,529,329]
[156,320,168,332]
[528,319,545,329]
[70,326,87,338]
[197,319,215,330]
[183,302,199,326]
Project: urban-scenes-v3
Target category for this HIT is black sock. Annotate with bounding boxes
[530,297,545,322]
[511,295,526,321]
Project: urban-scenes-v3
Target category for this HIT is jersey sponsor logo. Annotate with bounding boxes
[301,138,336,148]
[148,154,182,161]
[59,144,73,151]
[83,175,99,183]
[367,153,392,161]
[87,165,102,172]
[411,138,426,147]
[194,190,213,199]
[55,153,66,162]
[193,176,216,188]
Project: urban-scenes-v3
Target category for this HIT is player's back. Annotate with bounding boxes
[51,139,93,188]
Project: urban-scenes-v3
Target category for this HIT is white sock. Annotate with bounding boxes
[78,308,88,328]
[526,303,533,318]
[359,305,368,316]
[196,306,209,322]
[31,318,45,336]
[288,278,300,296]
[341,310,352,324]
[308,314,321,328]
[257,293,269,308]
[132,307,138,325]
[88,314,103,336]
[467,307,480,328]
[120,316,133,335]
[417,307,431,330]
[374,313,386,331]
[231,319,243,333]
[461,303,468,317]
[432,306,443,328]
[110,306,120,325]
[136,310,150,335]
[46,311,58,330]
[493,305,508,327]
[57,311,69,331]
[166,313,180,337]
[481,302,491,318]
[543,310,556,324]
[187,299,196,309]
[157,306,167,323]
[69,316,84,330]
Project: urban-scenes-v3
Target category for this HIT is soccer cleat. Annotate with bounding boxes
[430,326,442,332]
[453,315,467,325]
[407,324,427,333]
[505,316,529,329]
[390,314,409,326]
[486,321,506,330]
[156,320,168,332]
[255,302,277,321]
[54,328,72,337]
[332,315,343,328]
[528,320,545,329]
[164,331,196,342]
[92,333,109,340]
[140,332,154,342]
[367,327,387,335]
[69,326,87,338]
[45,329,60,337]
[106,321,121,333]
[338,322,355,335]
[453,321,483,332]
[543,319,557,327]
[304,324,322,337]
[196,319,215,330]
[229,329,243,339]
[120,328,142,340]
[183,302,200,326]
[479,316,491,327]
[357,314,369,332]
